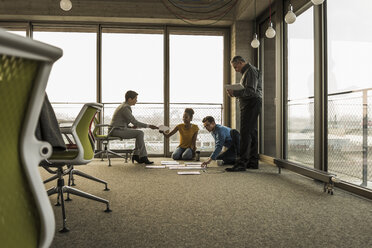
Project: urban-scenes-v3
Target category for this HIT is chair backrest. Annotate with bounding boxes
[71,103,103,162]
[0,29,62,248]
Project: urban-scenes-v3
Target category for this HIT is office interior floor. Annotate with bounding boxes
[39,158,372,248]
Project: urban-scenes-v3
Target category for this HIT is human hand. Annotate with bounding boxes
[149,125,158,130]
[201,161,208,168]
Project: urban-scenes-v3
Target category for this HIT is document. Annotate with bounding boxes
[158,125,170,132]
[169,166,202,170]
[161,161,179,165]
[225,83,244,91]
[184,162,203,166]
[177,171,201,175]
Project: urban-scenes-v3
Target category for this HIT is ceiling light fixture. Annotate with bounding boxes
[251,0,260,48]
[60,0,72,11]
[311,0,325,5]
[265,0,276,38]
[285,3,296,24]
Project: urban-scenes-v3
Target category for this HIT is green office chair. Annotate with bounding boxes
[43,103,112,232]
[0,29,62,247]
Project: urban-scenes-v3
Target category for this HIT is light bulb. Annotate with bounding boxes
[311,0,325,5]
[60,0,72,11]
[285,4,296,24]
[251,33,260,48]
[265,22,276,38]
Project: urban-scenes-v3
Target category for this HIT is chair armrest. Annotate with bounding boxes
[60,126,73,134]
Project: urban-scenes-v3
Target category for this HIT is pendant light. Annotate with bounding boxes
[251,0,260,48]
[60,0,72,11]
[311,0,325,5]
[285,3,296,24]
[265,0,276,38]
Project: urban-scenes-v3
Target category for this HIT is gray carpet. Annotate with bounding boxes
[40,158,372,248]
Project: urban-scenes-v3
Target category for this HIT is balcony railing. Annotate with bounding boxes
[52,102,223,155]
[287,88,371,188]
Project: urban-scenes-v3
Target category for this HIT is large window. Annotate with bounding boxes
[33,29,97,123]
[169,34,224,152]
[327,0,372,188]
[102,30,164,154]
[286,7,314,166]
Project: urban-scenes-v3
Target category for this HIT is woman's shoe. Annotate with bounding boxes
[139,156,154,165]
[132,155,142,164]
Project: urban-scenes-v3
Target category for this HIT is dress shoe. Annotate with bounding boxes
[139,156,154,165]
[225,166,246,172]
[132,155,142,164]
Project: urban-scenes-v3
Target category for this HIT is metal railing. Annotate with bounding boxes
[287,88,371,187]
[52,102,223,155]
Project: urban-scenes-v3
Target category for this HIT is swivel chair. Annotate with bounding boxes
[0,29,62,248]
[43,102,112,232]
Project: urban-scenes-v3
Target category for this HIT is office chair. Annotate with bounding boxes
[43,103,112,232]
[0,29,62,248]
[43,111,109,195]
[93,120,134,166]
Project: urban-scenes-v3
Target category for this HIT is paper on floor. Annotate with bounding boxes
[177,171,201,175]
[145,165,166,169]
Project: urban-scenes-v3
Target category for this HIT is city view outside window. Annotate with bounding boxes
[287,7,314,166]
[170,34,224,153]
[327,0,372,189]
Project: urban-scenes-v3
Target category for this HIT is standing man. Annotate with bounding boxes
[201,116,240,167]
[226,56,262,172]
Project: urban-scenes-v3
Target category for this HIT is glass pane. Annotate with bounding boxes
[102,32,164,154]
[169,34,224,152]
[7,30,26,36]
[33,31,97,103]
[327,0,372,188]
[287,7,314,166]
[102,33,163,103]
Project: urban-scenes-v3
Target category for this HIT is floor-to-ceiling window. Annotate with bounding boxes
[169,33,224,152]
[33,27,97,123]
[286,7,314,166]
[327,0,372,189]
[102,29,164,154]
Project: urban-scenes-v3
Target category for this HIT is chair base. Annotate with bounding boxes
[47,167,111,231]
[95,147,133,166]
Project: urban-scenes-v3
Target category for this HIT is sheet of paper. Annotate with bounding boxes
[158,125,170,132]
[169,166,202,170]
[177,171,201,175]
[225,83,244,91]
[161,161,179,165]
[184,162,203,166]
[145,165,166,169]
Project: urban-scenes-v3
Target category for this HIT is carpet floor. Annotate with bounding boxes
[39,158,372,248]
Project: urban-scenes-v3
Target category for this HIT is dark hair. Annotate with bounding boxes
[230,55,246,64]
[202,116,215,123]
[184,108,194,119]
[125,90,138,102]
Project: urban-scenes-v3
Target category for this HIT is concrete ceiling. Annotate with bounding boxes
[0,0,272,25]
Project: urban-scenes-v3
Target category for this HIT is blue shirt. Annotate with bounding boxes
[210,124,232,160]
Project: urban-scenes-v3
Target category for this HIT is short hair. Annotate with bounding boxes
[202,116,215,123]
[125,90,138,102]
[230,56,245,64]
[184,108,194,119]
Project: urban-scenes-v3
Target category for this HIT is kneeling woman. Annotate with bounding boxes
[161,108,199,160]
[110,90,158,164]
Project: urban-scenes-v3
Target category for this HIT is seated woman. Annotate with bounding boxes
[110,90,158,164]
[161,108,199,160]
